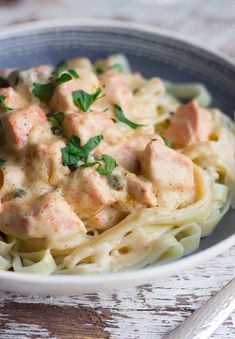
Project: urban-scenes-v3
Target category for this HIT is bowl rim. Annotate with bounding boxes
[0,18,234,287]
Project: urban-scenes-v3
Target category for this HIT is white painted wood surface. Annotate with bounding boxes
[0,0,234,338]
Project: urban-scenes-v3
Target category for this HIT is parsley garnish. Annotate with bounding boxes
[32,83,54,101]
[82,154,117,176]
[96,66,104,75]
[68,69,79,78]
[55,62,67,76]
[0,159,5,167]
[114,105,144,129]
[96,154,117,175]
[163,137,172,148]
[56,73,73,85]
[111,63,123,73]
[96,63,123,75]
[48,112,65,135]
[0,95,13,112]
[72,88,102,112]
[33,62,79,101]
[54,62,79,84]
[62,135,103,166]
[0,76,8,88]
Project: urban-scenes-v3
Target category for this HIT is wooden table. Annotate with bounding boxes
[0,0,235,338]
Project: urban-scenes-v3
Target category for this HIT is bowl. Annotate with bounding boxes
[0,19,234,295]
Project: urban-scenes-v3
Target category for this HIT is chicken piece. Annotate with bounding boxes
[165,100,213,147]
[50,68,100,113]
[142,140,195,209]
[0,87,28,111]
[63,111,123,145]
[0,164,26,202]
[125,172,157,207]
[10,65,53,101]
[0,192,86,241]
[86,207,125,231]
[0,105,47,150]
[101,70,133,113]
[66,57,93,70]
[28,140,70,186]
[96,134,164,173]
[63,167,125,219]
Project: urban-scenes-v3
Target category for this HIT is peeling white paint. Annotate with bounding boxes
[0,247,235,338]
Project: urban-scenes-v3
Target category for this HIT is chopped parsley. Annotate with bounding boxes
[53,62,79,84]
[95,63,123,75]
[163,137,172,148]
[111,63,123,73]
[0,159,5,167]
[96,154,117,176]
[114,105,144,129]
[56,73,73,85]
[61,135,116,176]
[62,135,103,166]
[33,62,79,101]
[72,88,102,112]
[32,82,54,101]
[47,112,65,135]
[0,76,8,88]
[0,95,13,112]
[96,66,105,75]
[68,69,79,78]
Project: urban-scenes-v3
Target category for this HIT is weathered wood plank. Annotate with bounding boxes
[0,247,235,338]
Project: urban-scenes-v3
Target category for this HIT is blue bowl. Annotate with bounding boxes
[0,20,234,292]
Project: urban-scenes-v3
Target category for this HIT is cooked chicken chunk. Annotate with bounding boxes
[63,111,123,145]
[165,100,213,147]
[0,87,28,111]
[1,105,47,150]
[141,140,195,209]
[0,192,86,241]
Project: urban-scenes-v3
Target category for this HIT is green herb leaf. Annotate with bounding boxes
[72,88,102,112]
[56,73,72,84]
[97,154,117,176]
[0,95,13,112]
[55,62,67,76]
[48,112,65,135]
[111,63,123,73]
[96,67,104,75]
[53,63,79,84]
[82,135,103,159]
[0,76,8,88]
[61,147,80,166]
[0,158,5,167]
[163,138,172,148]
[68,69,79,78]
[61,135,103,167]
[82,162,98,168]
[114,105,144,129]
[32,82,54,101]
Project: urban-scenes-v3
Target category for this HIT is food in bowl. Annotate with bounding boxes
[0,54,234,274]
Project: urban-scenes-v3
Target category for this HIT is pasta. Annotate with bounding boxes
[0,54,234,275]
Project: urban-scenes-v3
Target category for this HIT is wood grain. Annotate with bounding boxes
[0,1,234,338]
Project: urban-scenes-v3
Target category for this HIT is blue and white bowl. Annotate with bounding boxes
[0,20,234,294]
